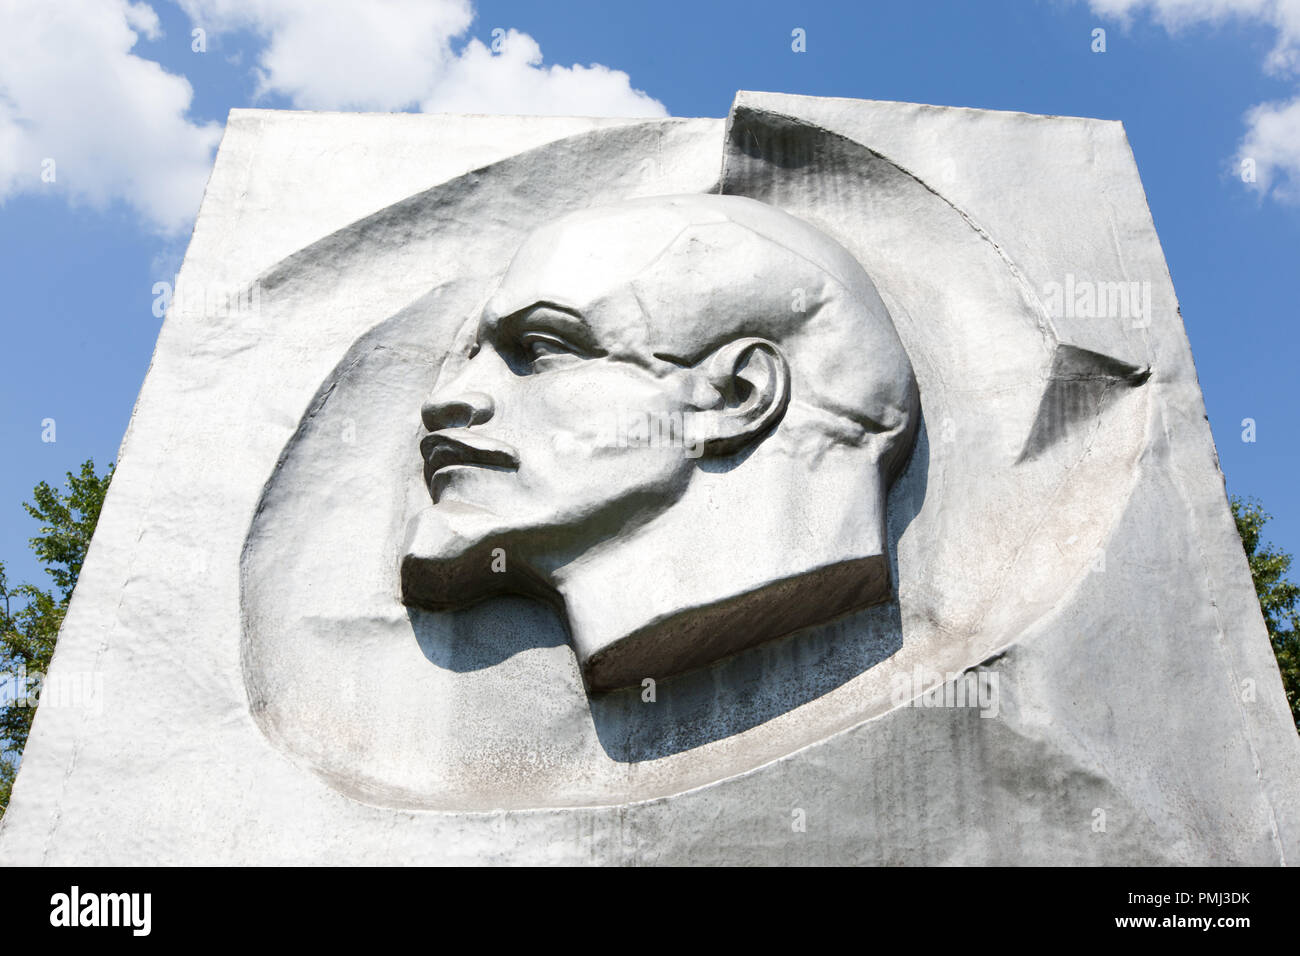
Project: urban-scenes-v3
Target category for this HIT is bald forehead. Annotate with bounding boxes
[483,195,859,358]
[492,201,734,310]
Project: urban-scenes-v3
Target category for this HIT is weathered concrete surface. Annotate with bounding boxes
[1,93,1296,864]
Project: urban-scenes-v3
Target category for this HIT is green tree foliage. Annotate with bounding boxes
[0,459,113,818]
[1231,495,1300,730]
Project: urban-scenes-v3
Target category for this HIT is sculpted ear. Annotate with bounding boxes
[694,337,791,457]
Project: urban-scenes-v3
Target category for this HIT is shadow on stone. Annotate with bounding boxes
[408,414,929,763]
[589,414,929,761]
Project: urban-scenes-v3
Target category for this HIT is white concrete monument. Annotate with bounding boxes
[2,92,1297,864]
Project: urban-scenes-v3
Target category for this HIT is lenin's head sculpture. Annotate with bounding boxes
[400,194,919,692]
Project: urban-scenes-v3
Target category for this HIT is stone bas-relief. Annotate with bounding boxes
[399,194,919,692]
[2,93,1298,864]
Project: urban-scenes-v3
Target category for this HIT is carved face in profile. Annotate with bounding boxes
[401,194,919,691]
[418,257,706,559]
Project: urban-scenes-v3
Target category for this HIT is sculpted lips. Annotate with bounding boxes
[421,430,520,490]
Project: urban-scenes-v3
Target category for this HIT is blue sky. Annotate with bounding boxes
[1,0,1298,595]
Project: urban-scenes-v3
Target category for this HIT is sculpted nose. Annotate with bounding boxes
[421,391,495,432]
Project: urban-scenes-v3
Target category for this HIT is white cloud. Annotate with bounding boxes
[1240,93,1300,199]
[421,30,666,117]
[0,0,222,234]
[0,0,664,239]
[1088,0,1300,202]
[177,0,668,117]
[1090,0,1300,72]
[177,0,472,110]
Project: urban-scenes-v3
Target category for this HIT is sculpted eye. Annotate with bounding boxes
[521,330,581,366]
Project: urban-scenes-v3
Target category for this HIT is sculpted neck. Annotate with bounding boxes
[552,451,890,692]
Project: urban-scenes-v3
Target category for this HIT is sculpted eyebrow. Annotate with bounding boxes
[500,303,603,352]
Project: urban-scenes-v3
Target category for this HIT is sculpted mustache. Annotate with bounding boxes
[420,432,521,473]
